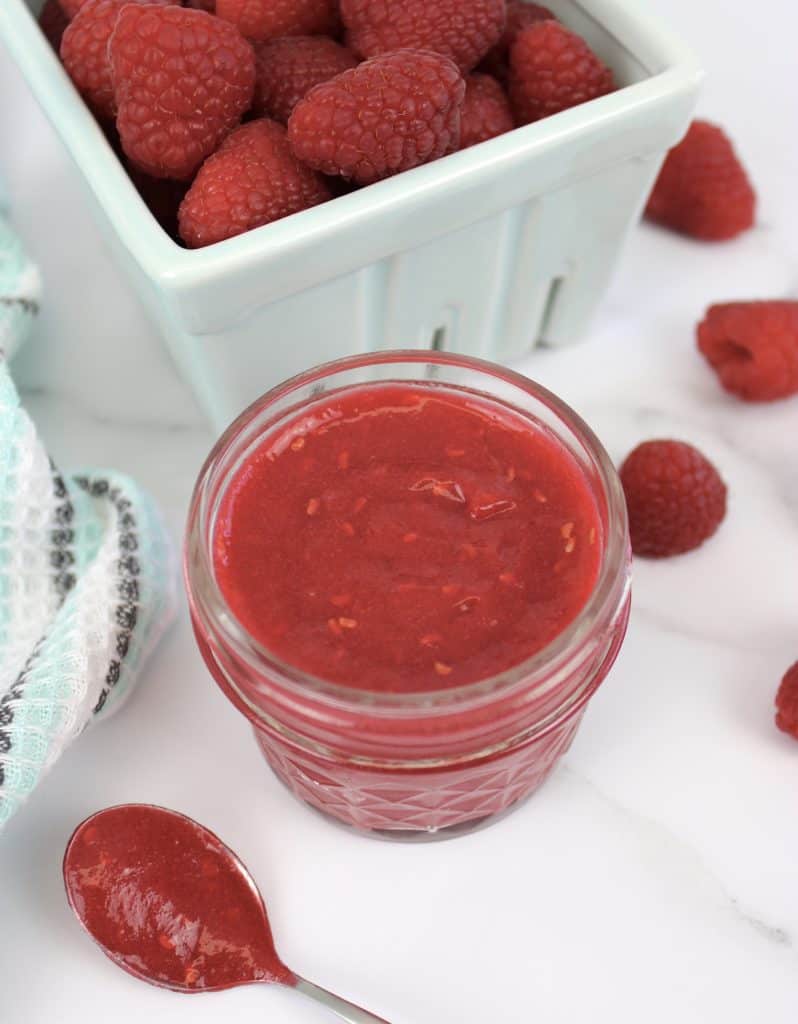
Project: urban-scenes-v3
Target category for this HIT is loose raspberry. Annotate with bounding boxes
[620,440,727,558]
[459,73,514,149]
[109,5,255,180]
[215,0,340,43]
[482,1,555,79]
[646,121,756,241]
[341,0,505,72]
[288,49,465,185]
[60,0,172,122]
[697,301,798,402]
[253,36,358,125]
[509,20,614,124]
[178,119,332,247]
[39,0,70,52]
[775,663,798,740]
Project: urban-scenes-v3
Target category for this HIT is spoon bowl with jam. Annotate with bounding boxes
[63,804,391,1023]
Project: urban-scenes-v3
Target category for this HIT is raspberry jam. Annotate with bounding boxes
[214,383,603,692]
[186,353,631,839]
[63,805,293,992]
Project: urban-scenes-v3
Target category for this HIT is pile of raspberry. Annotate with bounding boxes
[44,0,617,247]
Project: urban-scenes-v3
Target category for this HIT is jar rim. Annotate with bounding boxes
[185,350,630,713]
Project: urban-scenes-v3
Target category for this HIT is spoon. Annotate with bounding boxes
[63,804,392,1023]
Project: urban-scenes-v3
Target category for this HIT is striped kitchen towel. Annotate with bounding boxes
[0,207,176,831]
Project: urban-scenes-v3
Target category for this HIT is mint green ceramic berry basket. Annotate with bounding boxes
[1,0,702,432]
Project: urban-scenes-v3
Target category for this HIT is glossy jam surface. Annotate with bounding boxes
[214,383,603,693]
[64,805,292,991]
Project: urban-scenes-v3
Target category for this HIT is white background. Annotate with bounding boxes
[2,1,798,1021]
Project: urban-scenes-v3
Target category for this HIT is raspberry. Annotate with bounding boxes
[215,0,340,43]
[459,73,514,149]
[620,440,727,558]
[509,20,614,124]
[184,0,215,9]
[109,5,256,180]
[253,36,358,125]
[60,0,172,122]
[39,0,70,52]
[646,121,756,241]
[340,0,505,73]
[178,119,332,247]
[482,1,555,78]
[775,663,798,740]
[697,301,798,402]
[288,49,465,185]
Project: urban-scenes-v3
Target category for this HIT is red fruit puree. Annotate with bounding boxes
[63,805,292,991]
[214,383,602,691]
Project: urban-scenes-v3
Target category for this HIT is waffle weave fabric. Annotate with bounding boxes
[0,206,176,830]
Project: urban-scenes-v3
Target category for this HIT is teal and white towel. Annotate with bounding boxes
[0,206,176,830]
[0,196,39,360]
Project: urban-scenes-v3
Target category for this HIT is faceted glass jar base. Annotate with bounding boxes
[253,712,583,840]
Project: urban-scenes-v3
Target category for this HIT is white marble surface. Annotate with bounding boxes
[2,1,798,1021]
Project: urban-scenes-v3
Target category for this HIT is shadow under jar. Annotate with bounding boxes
[185,352,631,840]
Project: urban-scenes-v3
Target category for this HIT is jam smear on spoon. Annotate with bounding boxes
[64,803,292,992]
[64,805,391,1021]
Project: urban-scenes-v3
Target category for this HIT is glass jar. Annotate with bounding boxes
[185,352,631,840]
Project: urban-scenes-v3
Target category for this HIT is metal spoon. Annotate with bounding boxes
[63,804,391,1023]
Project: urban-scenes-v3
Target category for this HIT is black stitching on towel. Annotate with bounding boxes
[50,466,76,599]
[0,472,146,787]
[0,644,42,788]
[75,476,141,715]
[0,296,39,315]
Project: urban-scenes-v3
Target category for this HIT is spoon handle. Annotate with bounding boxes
[293,976,393,1023]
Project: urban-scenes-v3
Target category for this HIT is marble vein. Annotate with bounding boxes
[562,766,794,952]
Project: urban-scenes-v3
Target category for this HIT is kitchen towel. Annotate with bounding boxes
[0,206,176,831]
[0,195,39,359]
